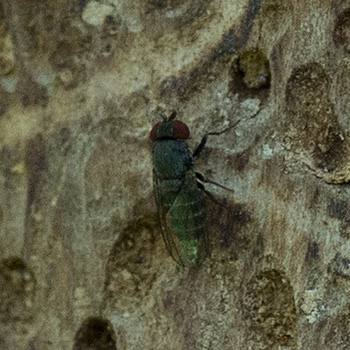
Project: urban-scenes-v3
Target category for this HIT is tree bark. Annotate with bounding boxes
[0,0,350,349]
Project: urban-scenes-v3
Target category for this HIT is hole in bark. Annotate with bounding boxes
[285,62,345,170]
[333,8,350,52]
[230,48,271,101]
[73,317,117,350]
[104,215,162,313]
[244,269,297,347]
[0,256,36,322]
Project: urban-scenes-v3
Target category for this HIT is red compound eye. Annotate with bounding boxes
[149,122,161,141]
[173,120,190,140]
[149,119,190,141]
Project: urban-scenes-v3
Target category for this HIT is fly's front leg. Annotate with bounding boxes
[192,134,209,159]
[193,130,228,158]
[192,119,241,159]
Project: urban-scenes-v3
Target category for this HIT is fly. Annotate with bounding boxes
[150,111,237,267]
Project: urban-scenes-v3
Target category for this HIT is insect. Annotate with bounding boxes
[150,111,234,267]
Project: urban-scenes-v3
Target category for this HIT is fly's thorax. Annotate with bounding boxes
[152,139,194,180]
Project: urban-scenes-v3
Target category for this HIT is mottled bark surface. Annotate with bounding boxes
[0,0,350,349]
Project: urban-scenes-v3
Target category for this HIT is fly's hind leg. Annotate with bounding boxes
[196,172,234,193]
[196,177,231,208]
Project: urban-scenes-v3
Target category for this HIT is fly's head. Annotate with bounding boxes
[149,111,190,142]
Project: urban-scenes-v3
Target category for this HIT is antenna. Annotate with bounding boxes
[168,111,177,120]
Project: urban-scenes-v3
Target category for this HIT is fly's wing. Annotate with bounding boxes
[153,174,209,267]
[153,176,183,264]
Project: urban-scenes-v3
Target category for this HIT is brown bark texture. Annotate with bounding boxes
[0,0,350,349]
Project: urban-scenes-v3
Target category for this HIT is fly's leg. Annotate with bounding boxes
[192,134,209,159]
[197,178,230,208]
[193,111,263,158]
[192,129,227,158]
[192,119,241,159]
[193,119,241,205]
[196,172,234,192]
